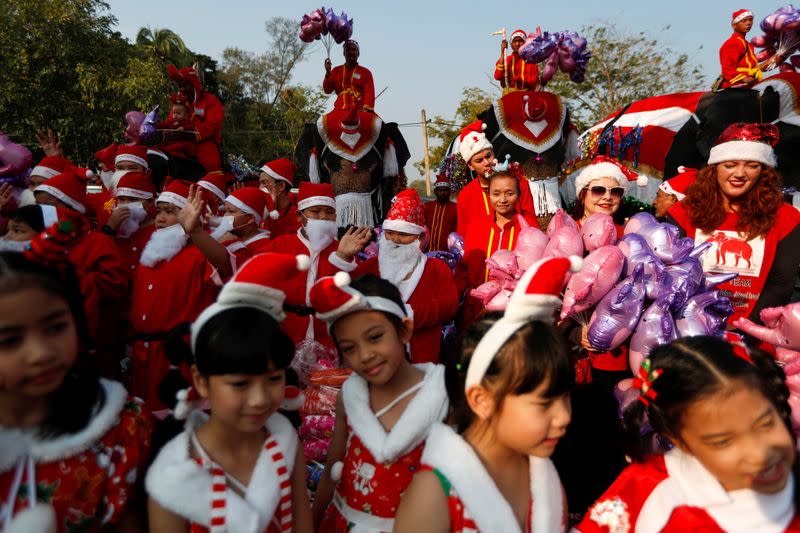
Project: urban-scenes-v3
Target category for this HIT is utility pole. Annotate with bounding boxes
[421,109,431,196]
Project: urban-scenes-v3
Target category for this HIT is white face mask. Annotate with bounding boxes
[303,218,338,252]
[110,169,130,191]
[0,238,30,252]
[139,223,188,267]
[378,233,422,284]
[209,215,235,241]
[116,201,148,239]
[100,170,115,191]
[17,188,36,207]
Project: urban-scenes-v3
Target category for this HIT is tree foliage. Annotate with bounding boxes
[135,27,192,67]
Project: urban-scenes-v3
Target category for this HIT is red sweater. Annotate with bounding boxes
[423,199,458,252]
[494,51,539,91]
[456,177,536,237]
[719,32,761,88]
[323,64,375,111]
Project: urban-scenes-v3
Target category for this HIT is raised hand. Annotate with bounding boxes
[107,206,131,230]
[0,184,13,212]
[178,185,207,235]
[35,129,62,157]
[336,226,372,261]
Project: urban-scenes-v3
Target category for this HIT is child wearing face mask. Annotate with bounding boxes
[92,145,151,228]
[352,189,458,364]
[260,158,300,239]
[261,182,372,350]
[146,253,313,532]
[213,186,276,269]
[577,336,800,532]
[309,273,449,532]
[102,171,157,273]
[394,256,579,533]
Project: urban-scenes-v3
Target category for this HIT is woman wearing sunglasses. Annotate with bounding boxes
[571,156,639,235]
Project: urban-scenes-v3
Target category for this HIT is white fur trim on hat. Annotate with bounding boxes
[708,140,777,167]
[382,219,425,235]
[33,184,86,214]
[459,125,492,163]
[147,148,168,160]
[115,187,153,200]
[156,191,187,209]
[297,195,336,211]
[30,166,61,180]
[197,180,226,202]
[115,153,148,169]
[658,181,686,201]
[261,165,293,186]
[732,10,753,24]
[226,195,262,224]
[574,162,628,195]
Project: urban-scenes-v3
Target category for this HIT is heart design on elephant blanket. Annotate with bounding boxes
[493,91,566,154]
[318,109,383,162]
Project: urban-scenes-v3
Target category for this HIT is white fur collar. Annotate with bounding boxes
[0,379,127,469]
[341,363,448,463]
[145,411,298,533]
[244,231,271,245]
[422,423,564,533]
[140,224,189,266]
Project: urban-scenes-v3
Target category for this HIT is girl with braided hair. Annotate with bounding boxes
[577,336,800,532]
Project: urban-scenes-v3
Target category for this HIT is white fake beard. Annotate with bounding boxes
[0,238,30,252]
[17,188,36,207]
[139,223,188,267]
[100,170,115,191]
[116,202,148,239]
[378,233,422,285]
[303,218,338,253]
[209,215,235,241]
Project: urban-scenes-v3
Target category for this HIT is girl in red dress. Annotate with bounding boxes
[145,253,313,533]
[395,256,580,533]
[0,250,152,533]
[310,273,449,532]
[578,335,800,532]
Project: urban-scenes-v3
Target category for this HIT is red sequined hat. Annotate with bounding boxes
[708,123,778,167]
[383,188,426,235]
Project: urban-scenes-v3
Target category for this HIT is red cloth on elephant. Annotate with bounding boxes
[323,64,375,111]
[668,202,800,323]
[263,192,300,239]
[719,32,762,88]
[353,256,458,364]
[494,52,539,91]
[424,199,458,252]
[455,177,535,237]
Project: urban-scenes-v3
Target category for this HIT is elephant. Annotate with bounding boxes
[294,109,411,228]
[447,90,579,230]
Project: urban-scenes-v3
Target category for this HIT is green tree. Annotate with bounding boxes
[546,24,706,130]
[135,26,192,67]
[414,87,495,175]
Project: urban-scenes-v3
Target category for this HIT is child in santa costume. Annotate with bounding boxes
[214,186,277,268]
[424,174,458,252]
[261,182,372,350]
[16,155,70,209]
[0,247,152,533]
[353,188,458,364]
[260,158,300,239]
[394,255,579,533]
[455,120,535,237]
[577,336,800,532]
[309,273,449,531]
[129,181,235,410]
[495,29,540,92]
[103,171,157,273]
[93,145,152,228]
[156,93,198,160]
[146,253,313,533]
[719,9,762,89]
[197,172,229,216]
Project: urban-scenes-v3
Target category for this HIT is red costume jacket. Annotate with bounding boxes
[323,64,375,111]
[719,32,762,88]
[668,202,800,323]
[264,193,300,239]
[456,177,535,237]
[494,52,540,91]
[353,256,458,364]
[424,200,458,252]
[167,91,224,171]
[577,449,800,532]
[115,224,156,276]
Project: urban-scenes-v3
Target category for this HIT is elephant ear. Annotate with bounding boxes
[294,122,324,183]
[477,103,500,144]
[378,122,410,176]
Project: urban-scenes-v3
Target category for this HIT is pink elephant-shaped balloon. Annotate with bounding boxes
[124,111,146,144]
[544,226,584,260]
[561,245,624,320]
[623,212,658,235]
[486,288,514,311]
[732,302,800,363]
[515,226,548,271]
[637,222,695,265]
[674,291,733,338]
[0,132,32,180]
[587,263,646,351]
[469,280,502,306]
[629,293,678,373]
[546,208,579,240]
[581,213,617,252]
[486,250,520,284]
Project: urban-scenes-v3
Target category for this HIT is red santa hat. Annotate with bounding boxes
[574,155,647,194]
[167,64,202,103]
[156,179,192,209]
[115,145,149,169]
[197,172,228,203]
[169,92,194,113]
[31,155,69,181]
[510,29,527,41]
[465,255,583,390]
[310,272,407,327]
[732,9,753,24]
[658,167,696,201]
[261,157,296,187]
[34,167,93,214]
[297,182,336,211]
[434,173,452,190]
[383,188,426,235]
[707,122,778,168]
[458,120,493,164]
[225,187,276,224]
[94,144,117,169]
[115,171,155,200]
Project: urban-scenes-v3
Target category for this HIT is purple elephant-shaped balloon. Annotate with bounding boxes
[324,9,353,44]
[425,251,458,270]
[448,232,464,260]
[0,132,32,184]
[629,293,678,373]
[581,213,617,252]
[124,111,146,144]
[561,245,624,320]
[544,226,584,260]
[623,212,659,236]
[139,105,160,141]
[674,291,733,338]
[588,263,646,351]
[617,233,667,301]
[515,226,548,270]
[546,208,579,240]
[733,302,800,363]
[637,222,695,265]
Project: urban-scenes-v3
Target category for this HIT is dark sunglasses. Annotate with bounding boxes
[586,185,625,199]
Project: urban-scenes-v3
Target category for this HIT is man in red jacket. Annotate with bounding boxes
[323,40,375,111]
[260,157,300,238]
[719,9,762,88]
[167,64,225,172]
[494,29,539,92]
[354,189,458,363]
[423,174,457,252]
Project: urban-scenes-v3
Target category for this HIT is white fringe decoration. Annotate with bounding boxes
[336,192,374,227]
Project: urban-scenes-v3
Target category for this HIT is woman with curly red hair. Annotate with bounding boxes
[667,123,800,323]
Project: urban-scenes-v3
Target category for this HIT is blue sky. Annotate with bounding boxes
[107,0,775,179]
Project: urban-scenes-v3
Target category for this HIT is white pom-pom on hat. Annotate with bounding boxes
[334,271,351,288]
[330,461,344,482]
[173,388,193,420]
[568,256,584,272]
[636,174,648,187]
[269,210,280,220]
[296,254,311,271]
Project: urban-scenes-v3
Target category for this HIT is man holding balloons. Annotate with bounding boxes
[494,28,540,92]
[323,40,375,112]
[719,9,763,88]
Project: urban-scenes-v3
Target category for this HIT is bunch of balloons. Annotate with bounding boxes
[137,105,160,141]
[0,131,32,186]
[299,7,354,57]
[751,5,800,73]
[518,30,591,85]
